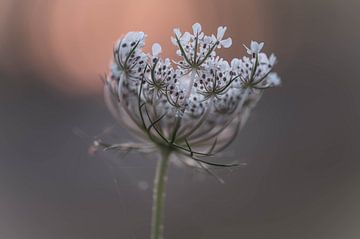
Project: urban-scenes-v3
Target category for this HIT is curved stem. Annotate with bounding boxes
[151,149,171,239]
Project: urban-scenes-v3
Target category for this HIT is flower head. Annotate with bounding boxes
[102,24,281,169]
[171,23,232,75]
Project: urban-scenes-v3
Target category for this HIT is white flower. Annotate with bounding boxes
[214,26,232,48]
[104,23,281,167]
[244,40,264,55]
[99,24,282,239]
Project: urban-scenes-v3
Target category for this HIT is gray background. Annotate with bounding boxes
[1,0,360,238]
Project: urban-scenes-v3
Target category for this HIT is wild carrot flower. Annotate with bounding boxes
[99,23,280,239]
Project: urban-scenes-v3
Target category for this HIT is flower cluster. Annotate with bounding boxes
[103,23,280,168]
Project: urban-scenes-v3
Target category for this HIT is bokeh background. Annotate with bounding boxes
[1,0,360,238]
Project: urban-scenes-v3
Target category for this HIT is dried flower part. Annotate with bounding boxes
[104,23,280,166]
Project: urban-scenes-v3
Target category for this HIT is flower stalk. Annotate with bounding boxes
[151,149,171,239]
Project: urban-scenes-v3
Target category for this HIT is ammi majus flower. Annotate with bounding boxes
[101,24,280,168]
[98,23,281,239]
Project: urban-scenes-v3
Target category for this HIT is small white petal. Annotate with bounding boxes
[219,60,230,70]
[152,43,162,56]
[164,58,171,65]
[258,53,268,62]
[171,37,177,46]
[221,38,232,48]
[258,42,264,52]
[243,44,252,54]
[176,49,182,56]
[250,41,258,51]
[203,36,213,44]
[181,32,191,43]
[128,32,145,42]
[267,73,281,86]
[173,28,181,37]
[137,32,145,40]
[269,54,277,65]
[210,34,217,42]
[217,26,227,40]
[192,23,202,35]
[231,58,241,68]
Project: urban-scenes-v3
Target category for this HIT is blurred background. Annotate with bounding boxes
[1,0,360,238]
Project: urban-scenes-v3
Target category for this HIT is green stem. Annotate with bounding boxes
[151,149,171,239]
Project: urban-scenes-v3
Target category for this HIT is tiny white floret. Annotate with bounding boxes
[152,43,162,56]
